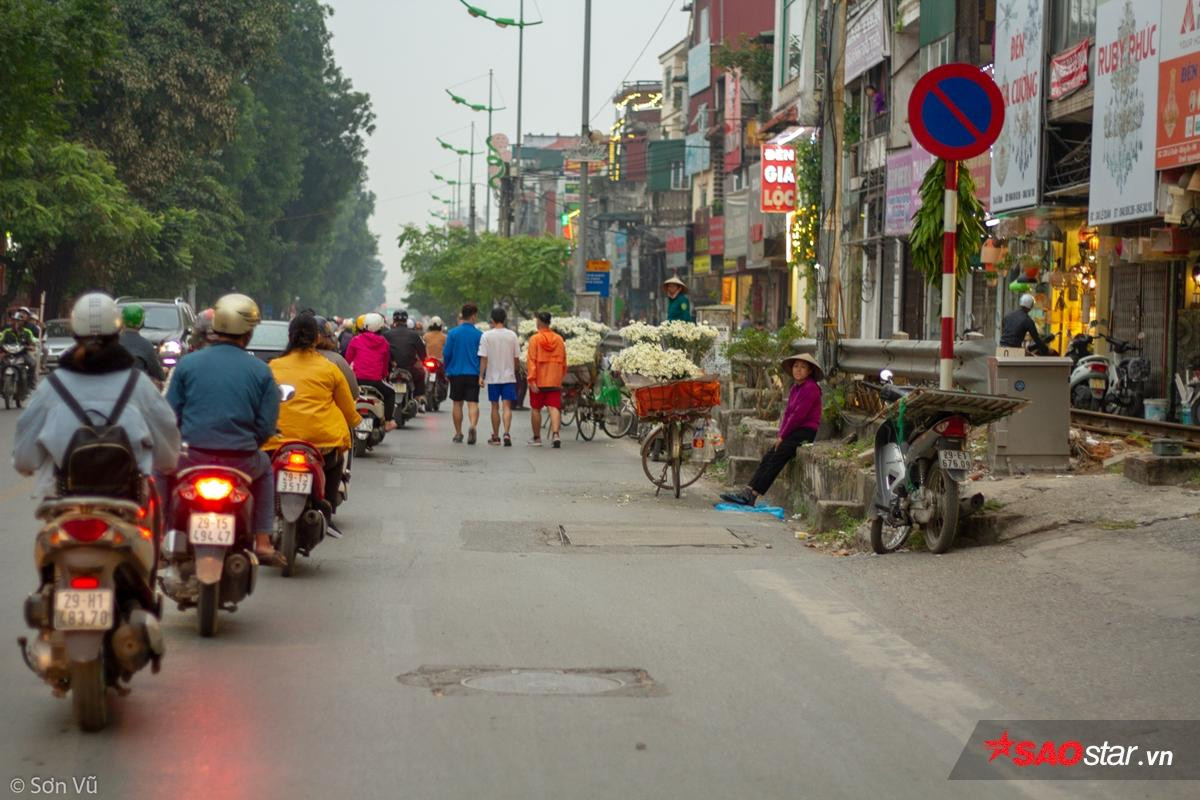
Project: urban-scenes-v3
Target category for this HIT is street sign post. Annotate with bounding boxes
[585,259,610,298]
[907,64,1004,389]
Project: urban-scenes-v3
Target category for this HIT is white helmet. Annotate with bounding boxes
[341,318,354,331]
[364,312,386,332]
[430,315,443,328]
[406,318,415,329]
[1019,293,1035,309]
[70,293,122,337]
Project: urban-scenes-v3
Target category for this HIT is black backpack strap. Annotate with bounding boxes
[46,372,95,426]
[108,370,140,424]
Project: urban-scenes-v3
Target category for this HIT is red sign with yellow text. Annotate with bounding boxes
[1157,0,1200,169]
[760,144,797,213]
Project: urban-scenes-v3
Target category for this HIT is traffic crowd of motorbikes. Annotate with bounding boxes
[10,291,445,731]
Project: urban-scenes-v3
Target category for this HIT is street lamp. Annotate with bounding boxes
[437,129,484,234]
[457,1,542,236]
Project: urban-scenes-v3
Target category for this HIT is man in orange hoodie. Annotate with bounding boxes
[526,311,567,448]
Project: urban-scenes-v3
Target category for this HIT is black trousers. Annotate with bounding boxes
[748,427,817,495]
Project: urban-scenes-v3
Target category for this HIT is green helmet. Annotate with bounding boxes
[121,303,145,329]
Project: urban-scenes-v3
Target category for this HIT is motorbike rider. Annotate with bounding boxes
[119,304,167,385]
[264,313,359,512]
[315,316,359,396]
[384,310,426,402]
[1000,294,1050,355]
[337,318,355,354]
[1,308,40,389]
[13,293,180,501]
[424,317,447,360]
[166,293,286,566]
[345,312,398,431]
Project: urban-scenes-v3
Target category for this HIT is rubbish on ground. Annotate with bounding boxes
[713,502,785,519]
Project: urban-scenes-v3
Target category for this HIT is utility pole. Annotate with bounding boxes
[486,69,493,233]
[513,0,526,236]
[574,0,592,298]
[456,155,463,223]
[469,120,477,235]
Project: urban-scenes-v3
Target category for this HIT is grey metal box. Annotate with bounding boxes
[987,357,1072,473]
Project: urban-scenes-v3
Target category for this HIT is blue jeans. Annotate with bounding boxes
[178,449,275,535]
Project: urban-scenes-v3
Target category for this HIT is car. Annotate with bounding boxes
[115,297,196,368]
[40,319,73,371]
[246,320,289,362]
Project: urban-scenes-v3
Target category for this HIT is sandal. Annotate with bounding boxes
[503,434,512,447]
[452,433,464,443]
[488,435,501,446]
[255,548,287,567]
[467,429,477,445]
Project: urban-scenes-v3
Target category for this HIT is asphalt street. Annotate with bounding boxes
[0,405,1195,800]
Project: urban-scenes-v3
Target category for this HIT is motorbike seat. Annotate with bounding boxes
[358,386,385,402]
[393,368,413,381]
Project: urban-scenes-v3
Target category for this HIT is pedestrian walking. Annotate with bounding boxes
[720,353,823,506]
[444,303,483,444]
[478,307,520,446]
[525,311,567,448]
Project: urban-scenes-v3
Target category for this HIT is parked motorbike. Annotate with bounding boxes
[1102,333,1149,418]
[160,465,258,637]
[269,440,336,577]
[1065,330,1110,410]
[2,342,31,409]
[867,372,1025,555]
[422,357,448,412]
[354,385,388,457]
[19,494,165,731]
[389,366,419,427]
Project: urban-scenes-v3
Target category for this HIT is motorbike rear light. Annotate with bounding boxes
[1089,363,1107,373]
[60,518,109,543]
[138,526,153,541]
[69,576,100,590]
[424,359,437,370]
[194,477,234,501]
[284,452,310,472]
[933,416,968,438]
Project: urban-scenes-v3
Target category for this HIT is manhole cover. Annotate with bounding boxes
[462,670,624,695]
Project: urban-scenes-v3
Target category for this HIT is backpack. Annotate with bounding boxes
[47,370,142,500]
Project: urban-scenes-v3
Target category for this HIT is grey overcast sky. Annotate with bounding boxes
[326,0,689,307]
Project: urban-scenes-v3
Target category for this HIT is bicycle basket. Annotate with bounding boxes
[633,379,721,418]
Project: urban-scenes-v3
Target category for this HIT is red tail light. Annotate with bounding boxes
[933,416,968,438]
[424,359,437,370]
[195,477,234,501]
[60,518,109,543]
[1089,363,1107,373]
[69,575,101,590]
[284,452,310,472]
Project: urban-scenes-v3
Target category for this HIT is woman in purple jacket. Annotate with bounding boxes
[721,353,823,506]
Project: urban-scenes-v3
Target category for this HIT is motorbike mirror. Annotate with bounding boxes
[879,369,894,383]
[279,384,296,402]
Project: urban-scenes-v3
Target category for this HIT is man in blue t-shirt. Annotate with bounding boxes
[442,303,483,444]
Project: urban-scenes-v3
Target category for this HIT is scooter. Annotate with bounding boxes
[422,357,448,412]
[390,366,419,427]
[1103,333,1149,418]
[160,464,259,637]
[354,385,387,457]
[19,492,166,731]
[269,440,336,577]
[2,342,31,409]
[1066,331,1110,410]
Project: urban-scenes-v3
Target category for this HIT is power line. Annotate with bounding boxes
[589,0,677,126]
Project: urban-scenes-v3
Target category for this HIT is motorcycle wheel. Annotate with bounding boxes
[71,657,109,732]
[428,396,440,413]
[279,520,298,578]
[1070,384,1097,410]
[397,415,406,429]
[353,437,367,458]
[923,467,960,554]
[197,583,220,637]
[869,516,912,554]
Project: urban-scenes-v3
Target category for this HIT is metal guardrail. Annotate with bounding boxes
[1070,409,1200,450]
[835,338,995,393]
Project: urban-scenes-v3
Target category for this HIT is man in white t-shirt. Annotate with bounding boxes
[478,307,521,446]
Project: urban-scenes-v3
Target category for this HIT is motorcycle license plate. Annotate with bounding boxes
[188,513,235,546]
[276,470,313,494]
[54,590,114,631]
[1089,378,1105,390]
[939,450,971,471]
[356,417,373,432]
[396,384,407,396]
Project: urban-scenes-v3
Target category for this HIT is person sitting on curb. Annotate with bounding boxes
[720,353,823,506]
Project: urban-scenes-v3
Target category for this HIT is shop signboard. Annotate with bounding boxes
[666,227,688,270]
[1050,38,1091,100]
[760,143,797,213]
[1089,0,1161,225]
[687,43,710,96]
[724,190,749,260]
[884,145,936,236]
[709,215,725,256]
[1157,0,1200,169]
[844,0,890,84]
[585,260,610,298]
[991,0,1046,212]
[685,130,710,177]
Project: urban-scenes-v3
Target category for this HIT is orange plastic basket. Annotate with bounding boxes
[633,379,721,418]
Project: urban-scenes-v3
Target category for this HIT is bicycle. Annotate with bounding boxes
[631,378,722,498]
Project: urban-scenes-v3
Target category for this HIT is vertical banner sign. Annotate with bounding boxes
[760,143,797,213]
[1089,0,1161,225]
[723,69,743,172]
[991,0,1045,212]
[1157,0,1200,169]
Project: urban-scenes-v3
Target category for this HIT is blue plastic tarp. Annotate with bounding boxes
[713,503,786,520]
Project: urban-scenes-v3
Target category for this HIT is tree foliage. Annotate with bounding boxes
[398,226,571,321]
[712,34,773,113]
[909,160,986,291]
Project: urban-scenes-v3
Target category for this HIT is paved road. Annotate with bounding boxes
[0,405,1195,799]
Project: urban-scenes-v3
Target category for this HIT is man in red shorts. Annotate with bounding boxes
[525,311,567,448]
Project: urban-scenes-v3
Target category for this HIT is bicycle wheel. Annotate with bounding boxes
[560,394,577,427]
[670,424,682,498]
[640,424,671,491]
[600,394,636,439]
[576,404,597,441]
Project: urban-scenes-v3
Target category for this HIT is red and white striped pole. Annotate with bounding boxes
[940,159,958,390]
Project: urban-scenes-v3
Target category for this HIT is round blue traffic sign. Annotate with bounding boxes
[907,64,1005,161]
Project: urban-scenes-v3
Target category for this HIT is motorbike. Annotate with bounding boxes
[422,357,448,412]
[390,366,419,427]
[159,464,258,637]
[867,372,1025,555]
[269,440,336,577]
[354,385,388,457]
[1065,331,1110,410]
[1102,333,1149,418]
[2,342,31,409]
[19,493,165,731]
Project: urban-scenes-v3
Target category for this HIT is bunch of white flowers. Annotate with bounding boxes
[659,320,719,362]
[517,319,538,339]
[610,343,702,382]
[618,321,661,345]
[565,336,601,367]
[550,316,608,340]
